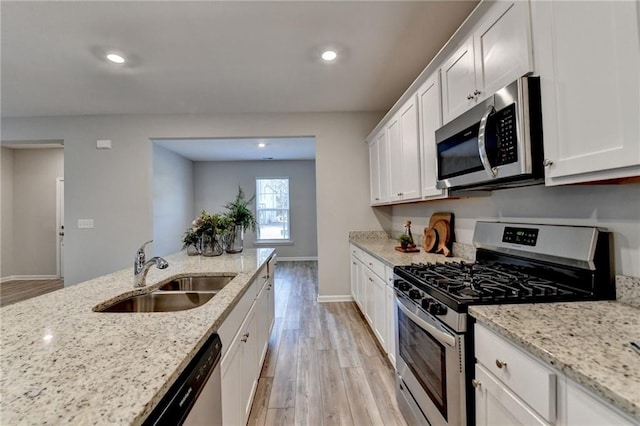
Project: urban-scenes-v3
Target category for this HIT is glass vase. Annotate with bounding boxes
[200,234,223,257]
[186,243,200,256]
[224,225,244,253]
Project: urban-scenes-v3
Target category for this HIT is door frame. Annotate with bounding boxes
[56,177,64,279]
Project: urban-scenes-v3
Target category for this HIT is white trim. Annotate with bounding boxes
[56,177,64,279]
[317,295,353,303]
[276,256,318,262]
[1,275,59,283]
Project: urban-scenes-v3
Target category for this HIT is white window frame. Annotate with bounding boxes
[255,177,292,245]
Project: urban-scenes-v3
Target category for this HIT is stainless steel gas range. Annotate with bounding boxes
[393,221,615,426]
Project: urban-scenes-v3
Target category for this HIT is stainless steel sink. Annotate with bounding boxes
[98,292,215,313]
[157,274,236,292]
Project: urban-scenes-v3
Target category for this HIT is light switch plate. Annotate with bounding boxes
[96,140,112,149]
[78,219,94,229]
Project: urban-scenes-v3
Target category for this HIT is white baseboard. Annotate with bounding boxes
[1,275,59,283]
[317,295,354,303]
[277,256,318,262]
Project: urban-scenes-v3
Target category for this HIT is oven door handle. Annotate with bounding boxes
[396,295,456,348]
[478,104,498,178]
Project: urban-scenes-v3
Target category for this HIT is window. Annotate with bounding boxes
[256,178,290,241]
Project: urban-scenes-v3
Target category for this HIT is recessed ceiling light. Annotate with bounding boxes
[321,50,337,62]
[258,142,266,148]
[106,53,126,64]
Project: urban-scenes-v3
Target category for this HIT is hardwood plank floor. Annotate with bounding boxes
[0,279,64,307]
[248,261,407,426]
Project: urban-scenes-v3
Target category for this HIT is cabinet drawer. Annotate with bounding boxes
[360,251,386,279]
[350,244,363,261]
[475,324,556,423]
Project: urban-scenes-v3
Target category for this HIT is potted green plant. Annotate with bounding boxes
[398,234,413,250]
[223,187,258,253]
[182,228,201,256]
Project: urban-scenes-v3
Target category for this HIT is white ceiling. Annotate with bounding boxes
[153,137,316,161]
[1,0,478,118]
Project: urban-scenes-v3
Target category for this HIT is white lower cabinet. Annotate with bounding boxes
[349,245,396,366]
[220,261,275,426]
[474,323,636,426]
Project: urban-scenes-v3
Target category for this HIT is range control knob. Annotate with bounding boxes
[428,302,448,316]
[421,298,434,311]
[395,280,411,292]
[408,289,422,300]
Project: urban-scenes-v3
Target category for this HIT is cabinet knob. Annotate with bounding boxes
[241,332,250,343]
[472,379,482,389]
[495,359,508,369]
[467,94,475,100]
[543,159,554,167]
[473,89,482,96]
[375,197,380,200]
[369,277,374,282]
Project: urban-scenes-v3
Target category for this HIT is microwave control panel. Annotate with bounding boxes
[495,104,517,165]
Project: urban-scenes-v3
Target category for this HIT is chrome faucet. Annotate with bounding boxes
[134,240,169,288]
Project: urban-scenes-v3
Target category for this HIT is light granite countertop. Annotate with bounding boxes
[470,302,640,421]
[349,233,468,266]
[350,232,639,420]
[0,248,275,425]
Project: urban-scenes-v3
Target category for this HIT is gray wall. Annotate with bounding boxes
[152,144,194,257]
[1,112,382,297]
[1,148,15,278]
[193,160,317,259]
[390,183,640,277]
[3,148,64,277]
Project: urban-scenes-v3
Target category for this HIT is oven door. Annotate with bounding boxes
[395,292,466,426]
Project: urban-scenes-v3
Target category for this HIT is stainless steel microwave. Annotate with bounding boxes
[435,76,544,191]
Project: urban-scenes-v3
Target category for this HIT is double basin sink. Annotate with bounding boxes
[98,275,236,313]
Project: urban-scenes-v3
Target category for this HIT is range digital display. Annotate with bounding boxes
[502,226,539,246]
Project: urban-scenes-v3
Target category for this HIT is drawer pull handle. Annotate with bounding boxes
[495,359,508,369]
[472,379,481,389]
[241,333,250,343]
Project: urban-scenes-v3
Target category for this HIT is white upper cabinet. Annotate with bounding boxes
[369,128,390,205]
[531,0,640,185]
[388,96,421,203]
[442,1,534,124]
[417,70,447,200]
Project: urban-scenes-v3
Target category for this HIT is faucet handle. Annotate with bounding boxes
[135,240,153,265]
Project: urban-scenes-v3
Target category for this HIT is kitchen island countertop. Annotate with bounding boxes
[0,248,275,425]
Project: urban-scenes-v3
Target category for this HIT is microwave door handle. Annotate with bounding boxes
[396,294,456,348]
[478,104,498,178]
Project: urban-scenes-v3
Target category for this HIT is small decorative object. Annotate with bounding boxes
[223,187,258,254]
[395,221,420,253]
[423,212,454,257]
[182,229,201,256]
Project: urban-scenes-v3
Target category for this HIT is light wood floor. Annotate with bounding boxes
[248,261,407,426]
[0,279,64,307]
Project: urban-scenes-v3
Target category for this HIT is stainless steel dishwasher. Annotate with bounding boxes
[143,333,222,425]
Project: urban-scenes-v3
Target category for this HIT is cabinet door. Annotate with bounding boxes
[418,71,447,200]
[385,284,396,368]
[362,268,375,326]
[475,365,550,426]
[350,255,359,306]
[398,96,421,201]
[441,37,477,124]
[241,308,258,421]
[386,115,403,202]
[474,1,533,101]
[372,271,387,350]
[564,380,635,426]
[532,0,640,185]
[369,134,381,205]
[221,332,244,426]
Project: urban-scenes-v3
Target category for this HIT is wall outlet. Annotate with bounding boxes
[77,219,94,229]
